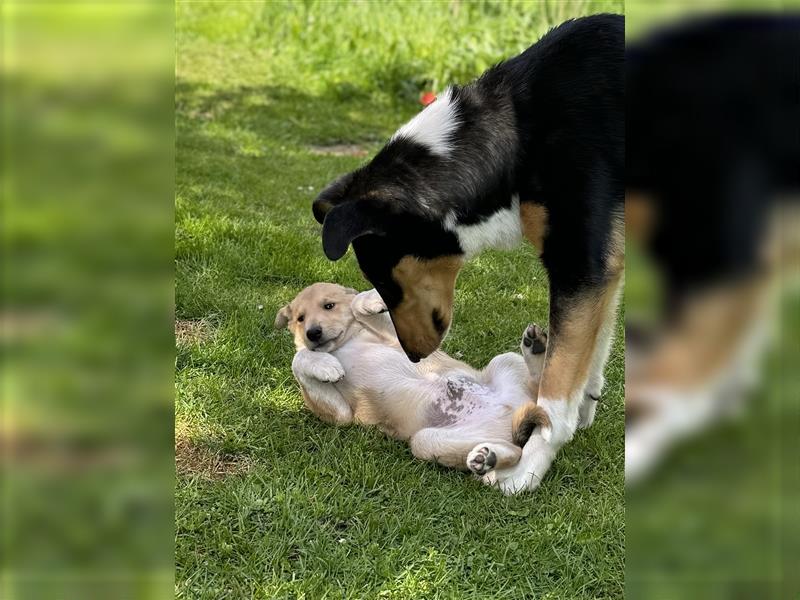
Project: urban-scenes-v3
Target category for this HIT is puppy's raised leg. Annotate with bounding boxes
[520,323,547,381]
[351,289,396,340]
[292,349,352,425]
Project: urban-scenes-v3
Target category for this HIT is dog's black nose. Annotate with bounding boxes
[306,326,322,342]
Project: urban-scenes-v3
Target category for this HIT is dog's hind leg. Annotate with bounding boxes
[466,442,521,476]
[409,427,481,471]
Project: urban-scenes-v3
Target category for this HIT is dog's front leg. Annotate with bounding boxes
[292,349,352,425]
[497,273,623,494]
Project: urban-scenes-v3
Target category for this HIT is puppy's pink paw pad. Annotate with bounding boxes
[467,446,497,476]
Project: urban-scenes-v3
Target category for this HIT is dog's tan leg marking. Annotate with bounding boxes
[536,217,623,420]
[539,278,622,401]
[520,203,548,254]
[389,255,464,358]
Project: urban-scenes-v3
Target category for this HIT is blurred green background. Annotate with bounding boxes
[2,2,174,599]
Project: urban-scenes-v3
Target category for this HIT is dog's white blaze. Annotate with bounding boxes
[444,195,523,258]
[391,87,460,155]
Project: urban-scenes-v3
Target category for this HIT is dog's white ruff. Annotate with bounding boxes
[391,87,460,156]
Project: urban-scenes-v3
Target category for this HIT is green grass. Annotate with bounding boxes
[176,2,624,598]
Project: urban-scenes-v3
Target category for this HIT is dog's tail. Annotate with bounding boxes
[511,402,551,447]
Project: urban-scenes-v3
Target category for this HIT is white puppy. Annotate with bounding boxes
[276,283,550,485]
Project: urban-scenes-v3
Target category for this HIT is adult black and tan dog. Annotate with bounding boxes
[312,14,624,493]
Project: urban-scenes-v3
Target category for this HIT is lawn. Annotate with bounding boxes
[175,2,624,598]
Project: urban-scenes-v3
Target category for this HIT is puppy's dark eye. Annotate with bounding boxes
[323,303,335,310]
[298,315,305,322]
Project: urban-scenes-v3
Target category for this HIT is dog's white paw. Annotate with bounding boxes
[578,393,599,429]
[312,362,345,383]
[351,289,387,316]
[308,353,345,383]
[467,445,497,476]
[492,433,556,495]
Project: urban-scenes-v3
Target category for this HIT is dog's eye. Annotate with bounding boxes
[297,315,305,322]
[323,303,335,310]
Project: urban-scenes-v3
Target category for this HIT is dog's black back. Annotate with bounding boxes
[627,16,800,305]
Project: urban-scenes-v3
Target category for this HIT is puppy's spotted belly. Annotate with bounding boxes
[426,375,510,429]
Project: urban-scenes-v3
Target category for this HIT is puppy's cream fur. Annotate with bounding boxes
[277,283,549,485]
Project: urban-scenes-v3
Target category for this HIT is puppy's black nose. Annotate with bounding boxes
[306,325,322,342]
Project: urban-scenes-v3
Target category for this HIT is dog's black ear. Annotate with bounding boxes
[321,202,382,261]
[313,172,355,224]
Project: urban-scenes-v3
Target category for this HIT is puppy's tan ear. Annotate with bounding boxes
[343,287,359,295]
[274,304,291,329]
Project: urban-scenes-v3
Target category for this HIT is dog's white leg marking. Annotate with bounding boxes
[390,87,460,156]
[537,397,581,447]
[466,441,521,476]
[492,432,558,495]
[626,275,774,482]
[494,396,580,494]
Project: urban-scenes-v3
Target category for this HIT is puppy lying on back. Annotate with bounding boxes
[275,283,550,487]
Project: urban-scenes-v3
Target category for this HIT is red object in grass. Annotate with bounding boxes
[420,91,437,106]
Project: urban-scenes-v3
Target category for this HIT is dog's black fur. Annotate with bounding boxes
[314,14,624,350]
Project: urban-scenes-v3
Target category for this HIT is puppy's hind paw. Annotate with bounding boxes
[467,445,497,476]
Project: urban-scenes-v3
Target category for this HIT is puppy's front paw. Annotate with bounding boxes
[351,289,387,316]
[312,361,345,383]
[467,445,497,476]
[521,323,547,355]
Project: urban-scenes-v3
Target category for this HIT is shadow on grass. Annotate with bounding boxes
[176,81,407,153]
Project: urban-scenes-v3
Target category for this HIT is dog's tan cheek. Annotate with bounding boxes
[390,255,463,352]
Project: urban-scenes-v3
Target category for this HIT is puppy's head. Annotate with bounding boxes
[275,283,359,352]
[312,165,464,363]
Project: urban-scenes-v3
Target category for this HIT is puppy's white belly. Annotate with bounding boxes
[333,342,417,389]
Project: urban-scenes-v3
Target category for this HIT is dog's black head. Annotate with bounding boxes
[313,144,465,362]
